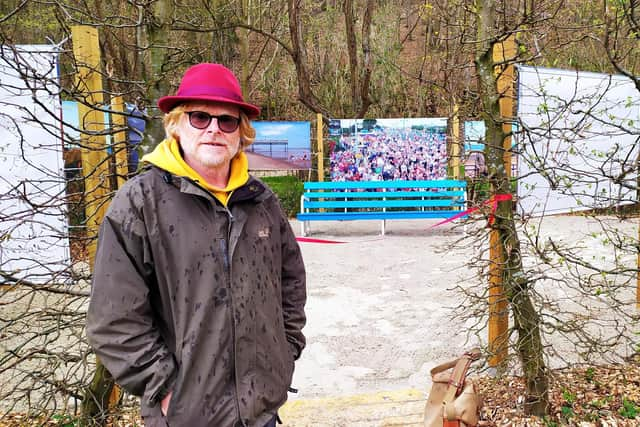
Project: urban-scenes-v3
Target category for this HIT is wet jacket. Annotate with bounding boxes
[86,165,307,427]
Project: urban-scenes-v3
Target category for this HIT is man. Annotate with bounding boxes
[86,63,307,427]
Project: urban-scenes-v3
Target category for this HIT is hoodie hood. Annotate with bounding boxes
[141,138,249,205]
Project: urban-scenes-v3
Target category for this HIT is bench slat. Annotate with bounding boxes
[303,179,466,190]
[297,210,467,221]
[304,199,464,209]
[303,190,466,199]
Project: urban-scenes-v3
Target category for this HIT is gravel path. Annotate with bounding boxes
[289,215,638,400]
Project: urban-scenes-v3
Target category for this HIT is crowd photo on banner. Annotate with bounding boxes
[328,118,448,182]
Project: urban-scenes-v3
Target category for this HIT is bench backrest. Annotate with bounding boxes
[301,179,467,211]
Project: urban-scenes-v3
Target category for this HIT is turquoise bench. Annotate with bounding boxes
[297,179,467,236]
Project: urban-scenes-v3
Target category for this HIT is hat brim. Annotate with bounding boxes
[157,95,260,119]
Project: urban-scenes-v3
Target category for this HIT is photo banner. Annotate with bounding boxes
[328,117,448,182]
[464,121,485,152]
[251,121,311,169]
[0,45,69,282]
[517,65,639,215]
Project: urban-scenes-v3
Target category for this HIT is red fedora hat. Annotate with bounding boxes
[157,63,260,118]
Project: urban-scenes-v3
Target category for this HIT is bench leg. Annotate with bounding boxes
[381,220,386,236]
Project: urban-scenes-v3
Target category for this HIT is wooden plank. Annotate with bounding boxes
[488,34,516,368]
[493,34,516,176]
[72,24,124,419]
[304,199,463,209]
[451,104,461,179]
[71,25,111,270]
[297,210,466,221]
[303,179,467,190]
[303,190,466,199]
[317,113,324,181]
[489,227,508,367]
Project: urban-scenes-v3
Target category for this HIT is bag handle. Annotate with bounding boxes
[430,348,481,383]
[432,348,481,422]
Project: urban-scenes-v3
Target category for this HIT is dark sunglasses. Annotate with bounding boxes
[185,111,240,133]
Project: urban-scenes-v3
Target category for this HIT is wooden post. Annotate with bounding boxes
[111,96,128,189]
[488,230,508,367]
[488,34,516,368]
[72,25,122,423]
[71,25,111,270]
[451,104,460,179]
[495,36,516,176]
[317,113,324,182]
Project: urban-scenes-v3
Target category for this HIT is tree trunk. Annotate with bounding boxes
[140,0,174,150]
[80,361,118,426]
[286,0,330,116]
[357,0,374,118]
[343,0,374,118]
[239,0,250,93]
[210,0,238,65]
[474,0,550,417]
[343,0,359,113]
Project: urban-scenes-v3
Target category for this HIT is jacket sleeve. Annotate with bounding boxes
[278,208,307,360]
[86,188,177,406]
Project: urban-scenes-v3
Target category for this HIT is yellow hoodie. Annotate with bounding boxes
[141,138,249,206]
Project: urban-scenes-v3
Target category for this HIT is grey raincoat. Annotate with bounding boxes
[86,165,306,427]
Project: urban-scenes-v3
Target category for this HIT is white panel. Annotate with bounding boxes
[0,45,70,283]
[516,65,640,216]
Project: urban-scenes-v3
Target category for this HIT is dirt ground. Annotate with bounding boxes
[282,215,639,425]
[1,215,637,426]
[291,218,473,399]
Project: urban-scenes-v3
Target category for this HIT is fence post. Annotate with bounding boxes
[451,104,460,179]
[317,113,324,181]
[488,34,516,369]
[72,25,121,424]
[71,25,111,269]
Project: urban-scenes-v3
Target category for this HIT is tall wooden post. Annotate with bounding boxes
[488,34,516,368]
[495,36,515,177]
[111,96,128,189]
[72,25,121,424]
[317,113,324,181]
[451,104,461,179]
[71,25,111,270]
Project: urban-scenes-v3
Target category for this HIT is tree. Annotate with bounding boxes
[457,0,640,419]
[474,0,550,416]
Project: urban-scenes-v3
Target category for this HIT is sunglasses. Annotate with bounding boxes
[185,111,240,133]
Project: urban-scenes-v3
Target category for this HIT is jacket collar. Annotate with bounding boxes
[154,166,270,205]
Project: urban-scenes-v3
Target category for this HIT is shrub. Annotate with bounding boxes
[262,175,304,218]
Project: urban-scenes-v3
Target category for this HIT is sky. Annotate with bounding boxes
[253,121,311,151]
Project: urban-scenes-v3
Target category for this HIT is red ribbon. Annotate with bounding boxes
[296,194,514,240]
[296,236,346,244]
[429,193,513,228]
[487,194,513,225]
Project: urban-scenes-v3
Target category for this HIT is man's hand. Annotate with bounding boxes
[161,391,173,416]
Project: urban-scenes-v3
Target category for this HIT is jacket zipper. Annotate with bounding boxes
[223,209,245,426]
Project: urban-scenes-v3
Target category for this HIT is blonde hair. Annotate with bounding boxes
[163,102,256,149]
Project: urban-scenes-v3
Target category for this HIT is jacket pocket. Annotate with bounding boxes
[254,333,294,409]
